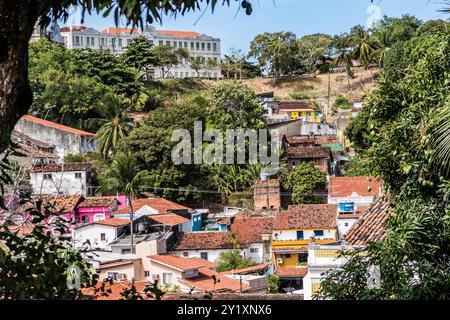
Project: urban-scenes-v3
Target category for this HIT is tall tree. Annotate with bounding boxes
[189,56,204,77]
[152,46,189,78]
[248,32,298,81]
[86,93,134,159]
[296,33,333,73]
[350,25,375,69]
[98,152,147,253]
[121,36,158,76]
[282,162,326,204]
[331,33,354,89]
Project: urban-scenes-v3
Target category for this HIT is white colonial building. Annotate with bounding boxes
[59,25,222,79]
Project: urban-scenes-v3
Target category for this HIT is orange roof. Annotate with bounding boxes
[179,267,251,293]
[82,280,148,300]
[149,213,189,226]
[222,263,270,275]
[230,217,274,246]
[21,115,94,137]
[148,255,212,272]
[274,204,337,230]
[174,232,236,250]
[94,218,130,227]
[276,267,308,278]
[329,176,383,198]
[101,27,137,34]
[114,198,191,215]
[156,30,200,38]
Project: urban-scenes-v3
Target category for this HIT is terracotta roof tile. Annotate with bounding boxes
[174,232,236,250]
[286,146,331,159]
[278,101,318,111]
[114,198,191,215]
[148,254,212,271]
[149,213,189,226]
[230,217,274,245]
[30,162,91,173]
[94,218,130,227]
[21,115,94,136]
[156,30,200,38]
[274,204,337,230]
[82,280,148,300]
[78,197,117,208]
[17,195,83,213]
[329,176,383,198]
[222,263,270,275]
[276,267,308,278]
[100,27,137,34]
[344,199,390,245]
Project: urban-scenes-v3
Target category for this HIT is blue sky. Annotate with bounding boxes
[79,0,446,55]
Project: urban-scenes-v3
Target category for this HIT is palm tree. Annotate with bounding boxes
[332,34,354,90]
[87,93,134,159]
[371,29,391,68]
[350,25,375,69]
[428,104,450,175]
[98,152,148,253]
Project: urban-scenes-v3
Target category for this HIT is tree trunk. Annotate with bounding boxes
[0,1,40,153]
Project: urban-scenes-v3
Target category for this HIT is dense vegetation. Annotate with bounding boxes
[318,26,450,300]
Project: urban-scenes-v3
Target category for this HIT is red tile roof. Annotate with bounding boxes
[78,197,117,208]
[30,162,91,173]
[278,101,318,111]
[276,267,308,278]
[149,213,189,226]
[17,195,83,213]
[82,280,149,300]
[286,146,331,159]
[114,198,191,215]
[21,115,95,136]
[274,204,337,230]
[99,259,137,269]
[156,30,200,38]
[100,27,137,34]
[222,263,270,275]
[179,267,251,293]
[329,176,383,198]
[344,199,390,246]
[174,232,236,250]
[230,217,274,246]
[148,254,212,272]
[94,218,130,227]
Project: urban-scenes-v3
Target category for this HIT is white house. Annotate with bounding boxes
[14,115,96,161]
[59,25,222,79]
[328,176,383,208]
[74,218,130,250]
[30,162,93,196]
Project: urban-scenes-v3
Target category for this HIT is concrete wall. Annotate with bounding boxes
[336,218,358,239]
[172,244,265,264]
[30,170,90,196]
[74,224,123,250]
[14,118,96,159]
[98,260,144,281]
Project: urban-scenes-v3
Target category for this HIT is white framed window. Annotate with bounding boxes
[162,273,173,285]
[183,252,189,257]
[75,172,82,179]
[250,248,259,253]
[144,271,150,277]
[93,214,105,222]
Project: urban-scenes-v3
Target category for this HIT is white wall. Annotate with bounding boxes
[328,194,377,207]
[74,224,122,250]
[273,229,336,241]
[30,170,89,196]
[337,218,358,239]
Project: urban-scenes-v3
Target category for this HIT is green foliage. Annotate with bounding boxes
[341,155,371,177]
[207,80,265,130]
[283,162,326,204]
[248,32,299,80]
[289,92,311,100]
[334,96,352,110]
[267,275,280,294]
[296,33,333,72]
[152,45,189,78]
[321,29,450,300]
[64,153,87,163]
[215,249,256,272]
[86,93,135,159]
[121,36,158,74]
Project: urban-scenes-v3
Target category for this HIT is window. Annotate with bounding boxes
[75,172,82,179]
[281,253,291,259]
[173,41,177,47]
[250,248,259,253]
[144,271,150,277]
[122,249,131,254]
[94,214,105,222]
[183,252,189,257]
[314,230,324,238]
[196,42,200,50]
[159,40,164,46]
[81,215,89,223]
[100,233,106,241]
[166,41,170,46]
[200,252,208,260]
[127,39,133,45]
[43,173,52,180]
[207,43,211,51]
[118,38,122,48]
[298,253,308,263]
[296,230,304,240]
[344,222,349,227]
[73,35,80,45]
[107,272,126,280]
[201,43,205,51]
[179,41,182,47]
[162,273,173,285]
[184,42,188,48]
[213,43,217,51]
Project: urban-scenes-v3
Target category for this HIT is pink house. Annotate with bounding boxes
[77,197,119,223]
